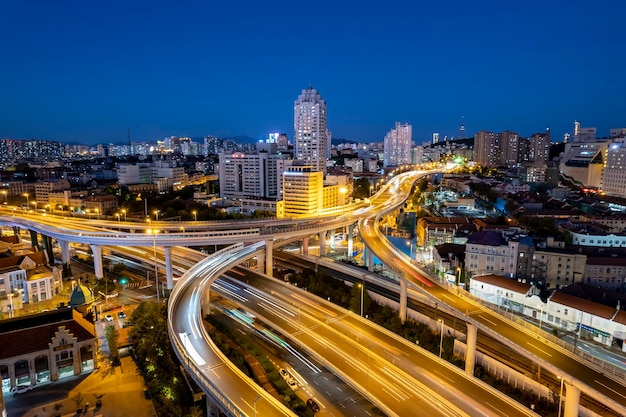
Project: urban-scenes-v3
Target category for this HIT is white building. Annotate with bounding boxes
[383,122,412,167]
[294,86,329,173]
[469,274,540,314]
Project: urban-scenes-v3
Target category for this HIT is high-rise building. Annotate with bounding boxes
[474,131,499,167]
[499,130,522,167]
[602,140,626,197]
[528,130,550,165]
[294,86,328,173]
[383,122,412,167]
[573,121,596,142]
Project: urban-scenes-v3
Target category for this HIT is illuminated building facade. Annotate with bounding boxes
[383,122,412,167]
[294,86,329,173]
[282,165,323,218]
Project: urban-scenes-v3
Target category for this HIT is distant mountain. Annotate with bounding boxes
[332,138,358,146]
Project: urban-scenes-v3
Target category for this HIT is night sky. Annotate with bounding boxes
[1,0,625,145]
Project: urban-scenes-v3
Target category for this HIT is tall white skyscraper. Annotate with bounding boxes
[383,122,412,167]
[294,86,328,173]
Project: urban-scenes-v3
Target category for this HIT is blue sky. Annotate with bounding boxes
[1,0,625,145]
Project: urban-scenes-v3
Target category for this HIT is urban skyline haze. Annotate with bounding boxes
[1,0,625,145]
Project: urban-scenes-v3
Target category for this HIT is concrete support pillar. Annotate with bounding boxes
[366,247,374,272]
[29,230,38,249]
[563,382,580,417]
[302,237,309,255]
[319,231,326,257]
[59,240,71,265]
[89,244,104,279]
[265,239,274,278]
[465,323,478,375]
[399,278,407,322]
[163,247,174,289]
[43,235,54,264]
[206,395,219,417]
[347,224,354,257]
[329,229,335,250]
[13,226,21,241]
[257,252,264,275]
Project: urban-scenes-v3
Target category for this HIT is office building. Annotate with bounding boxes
[602,140,626,197]
[294,86,329,173]
[282,165,324,218]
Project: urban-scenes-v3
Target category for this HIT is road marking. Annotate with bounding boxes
[595,380,626,400]
[433,370,454,383]
[485,401,507,416]
[478,314,498,326]
[526,343,552,357]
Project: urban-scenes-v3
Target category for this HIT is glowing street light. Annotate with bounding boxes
[557,376,564,417]
[121,209,127,221]
[1,190,6,204]
[357,282,364,317]
[23,193,29,210]
[154,209,160,221]
[438,319,445,358]
[31,201,37,211]
[147,229,160,302]
[115,213,120,222]
[192,210,197,222]
[95,208,100,220]
[369,185,373,197]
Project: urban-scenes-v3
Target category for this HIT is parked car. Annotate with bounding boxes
[117,311,126,319]
[105,314,113,322]
[307,398,320,412]
[11,385,32,396]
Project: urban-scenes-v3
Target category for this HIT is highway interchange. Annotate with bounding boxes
[2,169,626,416]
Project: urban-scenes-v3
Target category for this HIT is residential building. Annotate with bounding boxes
[528,130,550,165]
[584,257,626,291]
[383,122,412,167]
[465,230,519,279]
[294,86,329,173]
[474,131,499,167]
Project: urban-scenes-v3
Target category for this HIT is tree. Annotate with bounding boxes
[104,324,119,363]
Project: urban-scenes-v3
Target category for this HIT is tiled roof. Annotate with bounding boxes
[466,230,506,246]
[549,291,616,319]
[472,274,531,294]
[0,320,94,360]
[614,310,626,325]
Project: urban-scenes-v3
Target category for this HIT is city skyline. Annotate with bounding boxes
[1,1,625,145]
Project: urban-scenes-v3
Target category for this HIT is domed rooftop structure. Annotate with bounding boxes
[69,283,94,312]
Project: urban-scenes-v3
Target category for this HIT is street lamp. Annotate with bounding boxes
[70,206,74,217]
[192,210,197,222]
[406,240,414,259]
[23,193,29,210]
[115,213,120,222]
[95,208,99,220]
[538,304,544,332]
[154,210,160,221]
[147,229,160,302]
[438,319,445,358]
[369,185,373,197]
[456,267,462,286]
[253,395,262,417]
[357,282,364,317]
[121,209,127,221]
[557,376,564,417]
[31,201,37,211]
[1,190,6,204]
